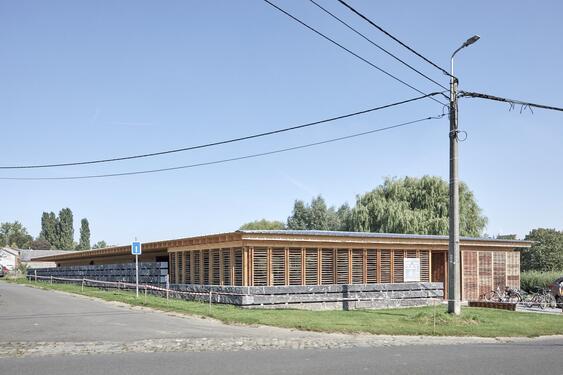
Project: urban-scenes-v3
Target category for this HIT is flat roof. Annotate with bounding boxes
[33,230,531,263]
[237,230,532,243]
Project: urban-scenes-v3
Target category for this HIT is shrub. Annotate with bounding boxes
[520,270,563,292]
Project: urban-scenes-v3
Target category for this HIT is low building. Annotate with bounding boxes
[0,248,19,271]
[19,249,75,269]
[33,230,530,302]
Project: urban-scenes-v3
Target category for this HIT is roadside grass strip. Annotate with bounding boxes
[7,278,563,337]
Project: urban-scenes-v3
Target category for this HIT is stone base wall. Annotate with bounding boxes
[28,262,168,285]
[170,282,444,310]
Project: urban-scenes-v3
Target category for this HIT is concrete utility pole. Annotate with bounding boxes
[448,35,480,315]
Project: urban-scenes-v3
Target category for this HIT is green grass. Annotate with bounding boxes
[521,270,562,292]
[6,278,563,337]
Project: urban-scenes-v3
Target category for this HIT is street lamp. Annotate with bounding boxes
[448,35,480,315]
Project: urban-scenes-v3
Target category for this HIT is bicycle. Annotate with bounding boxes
[482,286,522,303]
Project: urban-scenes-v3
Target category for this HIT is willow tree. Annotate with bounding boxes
[350,176,487,237]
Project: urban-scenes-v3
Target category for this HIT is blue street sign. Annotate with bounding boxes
[131,241,142,255]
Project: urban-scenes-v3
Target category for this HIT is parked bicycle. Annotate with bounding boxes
[522,287,557,310]
[483,286,522,303]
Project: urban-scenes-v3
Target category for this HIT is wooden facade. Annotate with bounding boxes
[166,231,530,300]
[34,230,530,301]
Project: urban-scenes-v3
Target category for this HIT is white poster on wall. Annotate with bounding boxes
[404,258,421,282]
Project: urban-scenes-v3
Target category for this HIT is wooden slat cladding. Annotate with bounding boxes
[380,250,392,283]
[493,252,506,289]
[167,241,519,301]
[272,248,285,286]
[210,250,220,285]
[192,251,201,284]
[478,252,492,297]
[321,248,334,284]
[289,248,303,285]
[202,250,210,285]
[506,252,520,289]
[234,248,243,286]
[184,251,190,284]
[305,248,318,285]
[393,250,404,283]
[169,252,177,284]
[178,252,185,284]
[366,249,377,283]
[420,251,430,282]
[336,249,349,284]
[462,251,479,301]
[351,249,364,284]
[253,248,268,286]
[222,249,231,286]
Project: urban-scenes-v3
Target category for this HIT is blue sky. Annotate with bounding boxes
[1,0,562,245]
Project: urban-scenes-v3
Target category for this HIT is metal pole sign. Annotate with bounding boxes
[131,241,142,298]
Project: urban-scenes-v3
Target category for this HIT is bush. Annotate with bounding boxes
[520,270,563,292]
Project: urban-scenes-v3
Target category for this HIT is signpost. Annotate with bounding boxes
[131,241,142,298]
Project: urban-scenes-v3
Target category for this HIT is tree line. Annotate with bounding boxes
[0,208,108,250]
[241,176,562,272]
[241,176,487,236]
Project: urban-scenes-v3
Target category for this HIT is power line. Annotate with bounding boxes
[0,115,444,181]
[261,0,448,107]
[336,0,452,78]
[459,91,563,113]
[308,0,448,91]
[0,92,443,170]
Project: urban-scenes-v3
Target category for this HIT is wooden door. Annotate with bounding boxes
[431,252,446,298]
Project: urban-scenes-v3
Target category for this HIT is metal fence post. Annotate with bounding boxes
[208,290,212,312]
[50,275,53,284]
[165,274,170,301]
[144,285,147,304]
[82,278,85,292]
[34,270,37,282]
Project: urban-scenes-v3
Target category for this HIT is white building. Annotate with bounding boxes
[0,248,19,271]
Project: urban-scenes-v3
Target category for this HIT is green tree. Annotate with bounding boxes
[40,212,58,249]
[349,176,487,236]
[77,218,91,250]
[0,221,33,248]
[92,240,108,249]
[240,219,286,230]
[30,238,51,250]
[287,196,352,231]
[522,228,563,272]
[57,208,74,250]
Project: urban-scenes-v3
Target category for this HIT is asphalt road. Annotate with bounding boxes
[0,281,316,342]
[2,339,562,375]
[1,281,562,375]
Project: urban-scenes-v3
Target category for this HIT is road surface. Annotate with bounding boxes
[1,281,561,374]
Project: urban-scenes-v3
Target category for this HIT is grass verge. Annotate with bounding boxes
[5,278,562,337]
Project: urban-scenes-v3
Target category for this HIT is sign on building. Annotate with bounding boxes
[404,258,421,282]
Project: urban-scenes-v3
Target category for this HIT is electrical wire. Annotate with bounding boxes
[308,0,448,91]
[459,91,563,112]
[336,0,452,78]
[0,114,444,181]
[261,0,448,107]
[0,92,443,170]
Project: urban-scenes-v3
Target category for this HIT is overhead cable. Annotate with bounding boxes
[0,92,443,170]
[459,91,563,113]
[0,115,444,181]
[308,0,448,91]
[336,0,452,78]
[261,0,448,107]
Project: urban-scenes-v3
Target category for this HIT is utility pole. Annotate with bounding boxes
[448,35,480,315]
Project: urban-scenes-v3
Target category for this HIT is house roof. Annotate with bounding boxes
[0,248,20,257]
[19,250,76,262]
